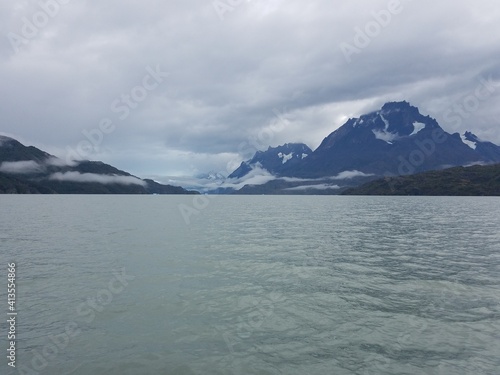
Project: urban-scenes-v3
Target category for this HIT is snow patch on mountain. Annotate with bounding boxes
[380,114,390,130]
[353,118,363,127]
[371,114,399,144]
[460,133,477,150]
[302,153,308,159]
[353,118,365,127]
[372,129,398,144]
[278,152,293,164]
[410,122,426,136]
[197,171,227,180]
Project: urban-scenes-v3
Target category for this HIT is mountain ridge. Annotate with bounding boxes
[229,101,500,181]
[0,136,197,194]
[342,163,500,196]
[228,143,312,179]
[223,101,500,194]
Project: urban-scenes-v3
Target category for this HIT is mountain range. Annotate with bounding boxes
[226,101,500,194]
[0,136,196,194]
[2,101,500,195]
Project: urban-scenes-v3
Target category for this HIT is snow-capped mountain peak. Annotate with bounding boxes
[228,143,313,179]
[226,102,500,181]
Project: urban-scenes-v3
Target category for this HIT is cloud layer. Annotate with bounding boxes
[284,184,341,191]
[0,160,42,174]
[163,167,374,192]
[48,172,146,186]
[2,0,499,178]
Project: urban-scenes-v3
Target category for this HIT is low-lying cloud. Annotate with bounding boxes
[0,160,43,174]
[0,157,81,175]
[330,170,374,180]
[165,166,374,192]
[217,165,276,190]
[48,172,146,186]
[282,170,374,182]
[284,184,341,191]
[45,157,78,167]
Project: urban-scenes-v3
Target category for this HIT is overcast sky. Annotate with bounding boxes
[1,0,499,179]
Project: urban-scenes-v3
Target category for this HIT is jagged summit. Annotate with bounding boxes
[317,101,441,152]
[461,131,500,162]
[381,100,414,111]
[229,101,500,182]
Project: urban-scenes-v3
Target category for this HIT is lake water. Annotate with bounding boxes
[1,196,499,375]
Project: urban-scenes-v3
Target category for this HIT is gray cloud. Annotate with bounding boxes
[45,156,76,167]
[1,0,499,178]
[166,167,376,193]
[212,165,276,191]
[48,172,146,186]
[0,160,42,174]
[0,156,77,174]
[284,184,341,191]
[330,171,375,180]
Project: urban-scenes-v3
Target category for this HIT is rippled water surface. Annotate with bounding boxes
[1,195,499,374]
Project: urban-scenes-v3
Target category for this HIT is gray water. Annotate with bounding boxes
[1,195,499,375]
